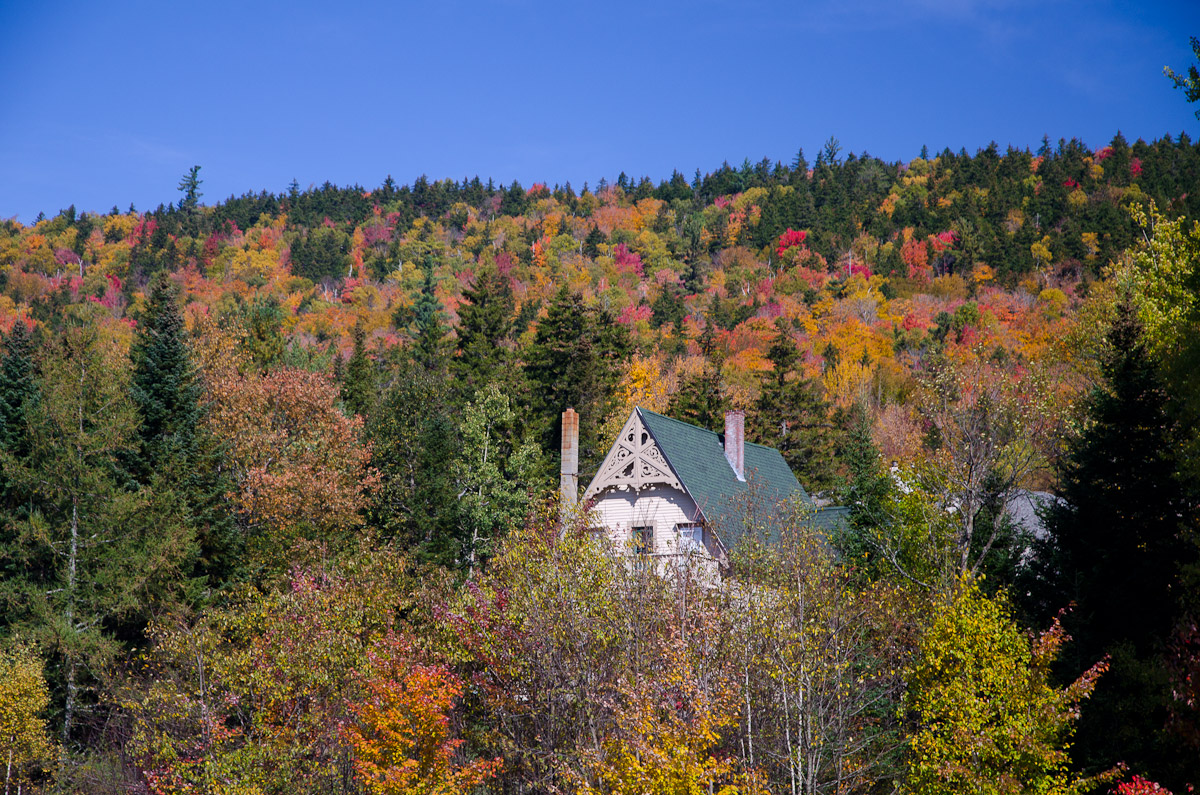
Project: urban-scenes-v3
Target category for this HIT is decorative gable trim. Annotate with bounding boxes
[583,409,683,499]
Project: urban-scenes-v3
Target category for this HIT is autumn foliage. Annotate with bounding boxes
[1,134,1197,793]
[343,637,501,795]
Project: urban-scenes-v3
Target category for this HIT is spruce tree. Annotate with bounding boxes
[0,320,38,618]
[131,273,235,589]
[2,314,195,741]
[524,286,628,474]
[341,321,377,419]
[131,273,202,469]
[0,320,37,457]
[411,254,449,371]
[669,322,727,432]
[453,264,514,399]
[833,403,892,569]
[750,320,842,492]
[1029,301,1196,785]
[365,362,460,567]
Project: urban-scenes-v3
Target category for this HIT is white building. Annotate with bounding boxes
[561,406,846,577]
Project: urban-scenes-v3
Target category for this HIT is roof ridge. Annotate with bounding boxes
[637,406,777,450]
[636,406,727,438]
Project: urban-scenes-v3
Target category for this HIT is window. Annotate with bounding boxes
[632,525,653,555]
[677,523,705,557]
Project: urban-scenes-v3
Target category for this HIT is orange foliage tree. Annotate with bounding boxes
[197,319,376,564]
[343,636,501,795]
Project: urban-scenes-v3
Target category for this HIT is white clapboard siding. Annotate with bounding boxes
[591,486,702,555]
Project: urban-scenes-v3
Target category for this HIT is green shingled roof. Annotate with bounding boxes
[635,407,850,551]
[638,407,807,518]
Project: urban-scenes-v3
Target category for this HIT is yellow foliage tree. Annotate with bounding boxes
[0,641,56,793]
[902,576,1119,795]
[581,645,766,795]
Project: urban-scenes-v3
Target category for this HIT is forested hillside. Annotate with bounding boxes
[0,132,1197,794]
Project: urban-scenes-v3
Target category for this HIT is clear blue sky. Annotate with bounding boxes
[2,0,1198,222]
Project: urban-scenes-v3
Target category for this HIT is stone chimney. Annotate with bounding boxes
[724,409,745,481]
[560,408,579,506]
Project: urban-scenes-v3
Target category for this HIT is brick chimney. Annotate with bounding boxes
[724,410,745,481]
[560,407,579,506]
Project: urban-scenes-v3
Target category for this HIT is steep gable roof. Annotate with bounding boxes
[636,407,806,522]
[582,408,683,499]
[582,406,850,553]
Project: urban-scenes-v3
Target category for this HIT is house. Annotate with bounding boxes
[561,406,847,577]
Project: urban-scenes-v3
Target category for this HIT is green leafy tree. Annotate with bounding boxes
[902,576,1117,795]
[1117,202,1200,480]
[453,384,539,575]
[1164,36,1200,119]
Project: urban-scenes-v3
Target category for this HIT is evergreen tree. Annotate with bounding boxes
[341,321,377,419]
[0,321,37,612]
[177,165,203,236]
[834,403,892,569]
[750,320,842,492]
[411,255,450,371]
[669,322,726,431]
[365,363,459,567]
[524,286,628,473]
[0,320,36,457]
[131,273,235,589]
[0,312,195,742]
[131,274,202,470]
[453,264,514,399]
[1027,301,1196,785]
[583,225,606,258]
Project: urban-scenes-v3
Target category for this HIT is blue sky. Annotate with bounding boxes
[2,0,1198,222]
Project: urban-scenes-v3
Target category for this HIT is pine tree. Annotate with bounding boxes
[177,165,203,236]
[750,320,842,492]
[1029,301,1196,785]
[131,273,234,589]
[341,321,377,419]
